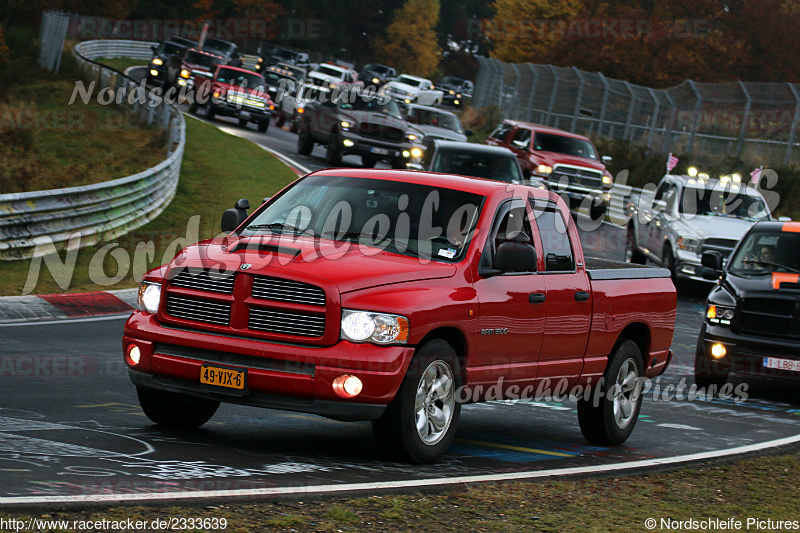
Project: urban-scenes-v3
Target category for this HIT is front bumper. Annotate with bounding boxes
[123,312,413,419]
[338,131,414,161]
[541,177,611,207]
[211,101,273,123]
[700,325,800,380]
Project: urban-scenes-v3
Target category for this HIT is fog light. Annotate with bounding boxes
[343,139,354,147]
[128,344,141,365]
[149,69,159,77]
[410,147,423,158]
[710,343,727,359]
[454,99,459,105]
[404,98,411,104]
[332,374,363,398]
[402,150,410,158]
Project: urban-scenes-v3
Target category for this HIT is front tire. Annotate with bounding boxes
[257,118,269,133]
[326,131,342,166]
[297,127,314,155]
[275,110,286,127]
[361,154,378,168]
[577,339,644,445]
[663,245,677,281]
[238,117,248,128]
[137,387,219,429]
[205,106,216,121]
[372,339,462,464]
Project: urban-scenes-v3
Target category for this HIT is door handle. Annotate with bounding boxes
[529,292,546,304]
[574,291,590,302]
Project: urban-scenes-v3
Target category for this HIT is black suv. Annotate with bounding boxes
[436,77,473,108]
[296,89,418,168]
[359,63,396,87]
[147,40,188,87]
[409,140,523,184]
[695,221,800,387]
[203,38,242,66]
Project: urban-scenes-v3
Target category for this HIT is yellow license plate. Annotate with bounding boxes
[200,365,245,390]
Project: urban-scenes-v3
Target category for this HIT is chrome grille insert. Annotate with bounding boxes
[166,296,231,326]
[252,276,326,306]
[170,269,235,294]
[248,308,325,337]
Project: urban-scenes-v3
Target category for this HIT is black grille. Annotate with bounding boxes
[358,122,404,142]
[551,166,603,188]
[166,296,231,326]
[700,238,739,259]
[170,269,235,294]
[248,308,325,337]
[252,276,326,306]
[738,298,799,338]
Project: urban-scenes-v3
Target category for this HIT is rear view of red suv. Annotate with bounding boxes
[486,120,614,217]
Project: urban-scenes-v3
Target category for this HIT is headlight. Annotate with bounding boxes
[137,281,162,314]
[152,58,163,66]
[707,305,734,326]
[340,120,351,130]
[341,309,409,344]
[677,236,701,253]
[149,69,159,77]
[406,133,421,142]
[449,89,455,95]
[536,164,553,175]
[602,174,613,186]
[410,147,423,158]
[180,69,190,79]
[372,77,380,84]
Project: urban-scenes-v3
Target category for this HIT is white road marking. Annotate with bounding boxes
[656,423,702,431]
[2,432,798,505]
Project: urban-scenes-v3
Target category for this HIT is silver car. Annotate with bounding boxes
[626,174,773,281]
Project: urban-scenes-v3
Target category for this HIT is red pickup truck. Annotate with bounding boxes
[190,66,275,132]
[123,169,675,463]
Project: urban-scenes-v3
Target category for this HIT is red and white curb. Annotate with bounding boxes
[0,289,136,325]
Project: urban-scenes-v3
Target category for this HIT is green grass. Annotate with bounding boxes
[0,116,298,295]
[1,79,165,193]
[94,57,149,74]
[3,450,799,531]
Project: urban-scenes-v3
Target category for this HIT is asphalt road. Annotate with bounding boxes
[1,72,798,503]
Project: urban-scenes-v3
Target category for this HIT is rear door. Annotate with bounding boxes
[529,198,591,385]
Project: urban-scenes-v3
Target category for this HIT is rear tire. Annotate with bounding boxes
[372,339,462,464]
[577,339,644,445]
[297,127,314,155]
[137,387,219,429]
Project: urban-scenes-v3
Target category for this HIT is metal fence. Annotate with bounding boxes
[0,40,186,260]
[474,57,800,168]
[38,10,70,72]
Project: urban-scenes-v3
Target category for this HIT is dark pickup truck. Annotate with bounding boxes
[696,221,800,387]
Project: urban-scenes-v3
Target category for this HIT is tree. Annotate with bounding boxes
[488,0,582,62]
[231,0,283,41]
[375,0,441,78]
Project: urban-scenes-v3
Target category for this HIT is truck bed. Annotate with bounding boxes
[585,257,672,280]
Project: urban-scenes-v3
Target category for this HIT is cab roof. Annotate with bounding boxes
[501,119,592,142]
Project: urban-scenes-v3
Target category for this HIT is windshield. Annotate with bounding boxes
[204,39,235,55]
[430,150,522,183]
[728,230,800,274]
[160,42,185,56]
[315,65,345,78]
[340,96,403,119]
[679,186,770,220]
[407,108,463,133]
[184,51,220,69]
[216,69,266,92]
[274,48,299,60]
[366,64,390,74]
[240,175,484,262]
[441,77,465,86]
[395,75,422,87]
[533,132,598,160]
[263,72,294,87]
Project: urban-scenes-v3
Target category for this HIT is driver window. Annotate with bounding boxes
[484,202,536,273]
[511,128,532,150]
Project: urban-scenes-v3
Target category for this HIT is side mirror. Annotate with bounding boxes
[602,155,613,164]
[699,266,719,281]
[221,199,250,232]
[494,231,537,272]
[701,251,723,271]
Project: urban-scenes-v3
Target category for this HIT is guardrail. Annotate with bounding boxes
[0,40,185,260]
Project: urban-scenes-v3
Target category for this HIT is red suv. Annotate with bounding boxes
[486,120,613,217]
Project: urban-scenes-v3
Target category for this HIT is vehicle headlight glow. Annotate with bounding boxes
[677,236,701,253]
[341,309,409,344]
[536,164,553,175]
[152,58,163,66]
[137,281,162,314]
[410,147,423,158]
[372,77,380,84]
[340,120,351,130]
[449,89,455,95]
[602,174,614,186]
[180,69,190,78]
[149,69,159,77]
[707,305,735,326]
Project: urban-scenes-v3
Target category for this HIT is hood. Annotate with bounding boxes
[675,215,756,240]
[410,124,466,142]
[308,71,343,84]
[184,62,214,73]
[534,151,605,171]
[167,235,457,294]
[385,81,418,93]
[723,270,800,299]
[342,110,408,130]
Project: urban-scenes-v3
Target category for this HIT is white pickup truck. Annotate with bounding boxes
[626,173,773,282]
[380,74,443,106]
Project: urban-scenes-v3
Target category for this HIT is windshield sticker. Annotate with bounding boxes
[438,248,456,259]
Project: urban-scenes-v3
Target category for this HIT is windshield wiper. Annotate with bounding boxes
[246,222,314,236]
[322,230,388,242]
